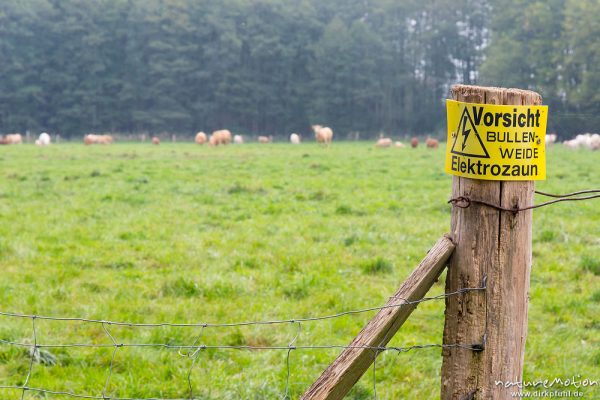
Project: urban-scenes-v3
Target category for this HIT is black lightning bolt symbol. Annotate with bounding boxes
[461,115,471,151]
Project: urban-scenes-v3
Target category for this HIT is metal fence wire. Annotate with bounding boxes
[0,286,486,400]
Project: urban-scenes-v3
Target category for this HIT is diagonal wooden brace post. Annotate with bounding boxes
[302,235,455,400]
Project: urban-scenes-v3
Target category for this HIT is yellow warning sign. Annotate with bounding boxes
[445,99,548,181]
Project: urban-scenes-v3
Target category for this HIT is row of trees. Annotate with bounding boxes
[0,0,597,138]
[481,0,600,135]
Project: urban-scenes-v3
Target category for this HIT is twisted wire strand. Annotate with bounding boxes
[281,322,302,400]
[0,286,484,330]
[102,323,121,400]
[21,316,37,400]
[449,189,600,213]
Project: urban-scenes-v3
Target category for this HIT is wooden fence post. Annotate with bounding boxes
[441,85,540,399]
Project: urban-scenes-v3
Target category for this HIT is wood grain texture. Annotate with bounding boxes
[441,84,539,400]
[302,235,455,400]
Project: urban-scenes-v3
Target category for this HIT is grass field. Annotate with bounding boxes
[0,142,598,399]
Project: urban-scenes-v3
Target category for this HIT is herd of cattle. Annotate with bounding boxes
[374,137,440,149]
[189,126,332,146]
[1,128,599,150]
[561,133,600,150]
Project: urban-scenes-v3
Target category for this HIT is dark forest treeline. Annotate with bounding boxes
[0,0,598,138]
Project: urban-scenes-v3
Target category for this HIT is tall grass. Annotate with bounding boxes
[0,143,598,398]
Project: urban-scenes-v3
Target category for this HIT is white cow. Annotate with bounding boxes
[35,132,51,146]
[290,133,300,144]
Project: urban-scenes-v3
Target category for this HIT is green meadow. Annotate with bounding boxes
[0,143,598,399]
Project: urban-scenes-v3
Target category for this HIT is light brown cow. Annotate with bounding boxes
[375,138,392,148]
[312,125,333,146]
[425,138,439,149]
[5,133,23,144]
[410,137,419,148]
[152,137,160,145]
[258,135,272,143]
[84,134,113,145]
[209,129,232,146]
[195,132,207,145]
[84,134,95,145]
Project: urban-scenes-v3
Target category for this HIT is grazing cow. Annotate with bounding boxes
[35,132,51,146]
[5,133,23,144]
[209,129,232,146]
[84,134,97,145]
[563,139,579,149]
[290,133,300,144]
[233,135,244,144]
[394,141,405,148]
[221,130,233,145]
[546,133,557,145]
[258,135,272,143]
[375,138,392,148]
[425,138,439,149]
[84,134,113,145]
[152,137,160,145]
[312,125,333,146]
[410,137,419,148]
[195,132,207,145]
